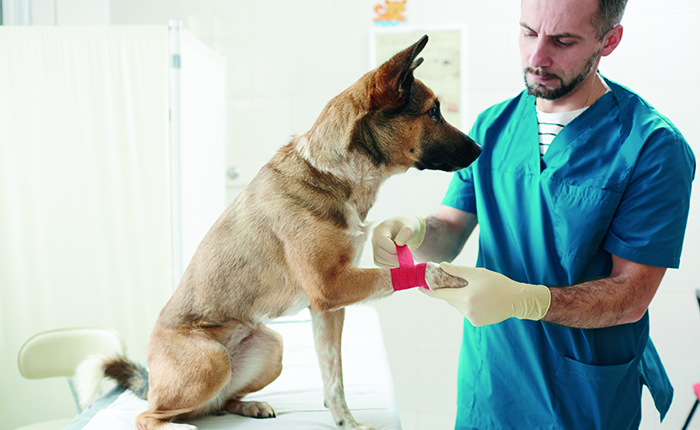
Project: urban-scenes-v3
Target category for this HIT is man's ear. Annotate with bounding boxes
[601,24,623,57]
[370,35,428,110]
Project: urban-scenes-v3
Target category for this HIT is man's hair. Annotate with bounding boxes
[593,0,628,40]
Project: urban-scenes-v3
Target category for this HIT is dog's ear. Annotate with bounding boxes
[370,35,428,110]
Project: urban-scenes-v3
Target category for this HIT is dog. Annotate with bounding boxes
[75,35,481,430]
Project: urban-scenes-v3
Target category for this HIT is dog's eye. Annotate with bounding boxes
[428,107,440,120]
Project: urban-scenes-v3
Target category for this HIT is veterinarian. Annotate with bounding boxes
[372,0,695,429]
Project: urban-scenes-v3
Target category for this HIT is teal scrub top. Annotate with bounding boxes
[442,77,695,430]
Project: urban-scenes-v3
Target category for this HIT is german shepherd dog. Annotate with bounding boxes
[76,35,481,430]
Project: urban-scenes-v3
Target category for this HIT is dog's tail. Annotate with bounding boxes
[74,354,149,409]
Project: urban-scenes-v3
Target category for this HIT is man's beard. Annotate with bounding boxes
[524,49,600,100]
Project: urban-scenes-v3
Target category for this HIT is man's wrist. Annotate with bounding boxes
[516,284,551,321]
[407,216,426,249]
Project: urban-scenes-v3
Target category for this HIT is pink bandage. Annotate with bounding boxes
[391,245,429,291]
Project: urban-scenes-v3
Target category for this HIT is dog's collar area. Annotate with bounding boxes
[390,245,428,291]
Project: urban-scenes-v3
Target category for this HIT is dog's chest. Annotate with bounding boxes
[345,199,371,244]
[276,295,311,319]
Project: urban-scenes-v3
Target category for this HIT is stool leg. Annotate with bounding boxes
[682,399,700,430]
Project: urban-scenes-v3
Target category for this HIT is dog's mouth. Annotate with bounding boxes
[415,142,482,171]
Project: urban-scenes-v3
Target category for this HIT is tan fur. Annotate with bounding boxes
[103,36,480,430]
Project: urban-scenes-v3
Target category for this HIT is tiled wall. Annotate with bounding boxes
[109,1,700,429]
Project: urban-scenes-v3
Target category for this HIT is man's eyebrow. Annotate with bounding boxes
[519,22,584,40]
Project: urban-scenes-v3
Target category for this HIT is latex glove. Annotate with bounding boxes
[372,215,426,268]
[421,263,551,327]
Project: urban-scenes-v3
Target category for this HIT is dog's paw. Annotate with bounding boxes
[225,400,276,418]
[424,262,468,290]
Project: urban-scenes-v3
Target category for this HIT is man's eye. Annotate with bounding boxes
[556,39,574,47]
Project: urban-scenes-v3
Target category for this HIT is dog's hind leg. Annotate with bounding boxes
[134,327,233,430]
[222,323,283,418]
[310,308,376,430]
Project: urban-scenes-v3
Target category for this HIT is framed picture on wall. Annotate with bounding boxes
[370,26,467,129]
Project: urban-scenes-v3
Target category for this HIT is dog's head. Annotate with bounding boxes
[351,35,481,173]
[297,35,480,178]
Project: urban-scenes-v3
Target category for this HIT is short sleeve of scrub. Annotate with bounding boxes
[442,166,476,214]
[442,120,486,215]
[604,128,695,268]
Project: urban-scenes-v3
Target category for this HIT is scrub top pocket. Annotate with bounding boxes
[547,182,622,260]
[555,355,643,430]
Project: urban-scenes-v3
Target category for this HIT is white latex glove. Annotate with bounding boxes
[421,263,551,327]
[372,215,426,268]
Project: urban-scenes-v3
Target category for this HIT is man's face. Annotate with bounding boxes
[519,0,606,101]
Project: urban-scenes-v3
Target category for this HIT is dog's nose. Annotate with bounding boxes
[465,135,481,159]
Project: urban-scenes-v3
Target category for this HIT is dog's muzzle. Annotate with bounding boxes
[416,139,482,172]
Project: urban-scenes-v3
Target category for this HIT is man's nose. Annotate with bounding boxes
[529,38,553,69]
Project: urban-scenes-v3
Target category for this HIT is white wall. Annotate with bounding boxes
[10,1,700,429]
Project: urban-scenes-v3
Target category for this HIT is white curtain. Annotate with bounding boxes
[0,26,174,426]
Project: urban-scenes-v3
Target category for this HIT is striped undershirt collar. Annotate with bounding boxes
[535,79,611,156]
[536,106,589,156]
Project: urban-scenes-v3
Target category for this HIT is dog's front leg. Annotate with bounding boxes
[310,308,375,430]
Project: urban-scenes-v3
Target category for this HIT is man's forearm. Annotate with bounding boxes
[413,214,475,263]
[543,278,632,329]
[543,258,665,329]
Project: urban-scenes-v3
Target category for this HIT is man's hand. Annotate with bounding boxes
[372,215,426,267]
[421,263,551,327]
